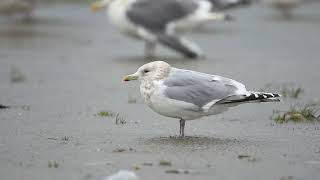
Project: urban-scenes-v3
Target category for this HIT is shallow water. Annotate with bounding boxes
[0,2,320,180]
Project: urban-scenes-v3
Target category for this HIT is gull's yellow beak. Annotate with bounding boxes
[123,74,138,82]
[90,1,107,12]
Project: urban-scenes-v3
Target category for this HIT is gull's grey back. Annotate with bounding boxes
[163,68,244,108]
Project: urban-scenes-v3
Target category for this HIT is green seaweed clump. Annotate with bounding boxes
[96,110,127,124]
[273,105,320,123]
[159,160,172,166]
[10,67,26,83]
[97,111,113,117]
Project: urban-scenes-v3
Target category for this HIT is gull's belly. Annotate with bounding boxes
[147,91,231,120]
[147,89,204,120]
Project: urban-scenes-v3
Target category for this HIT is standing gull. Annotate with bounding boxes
[123,61,281,137]
[91,0,231,58]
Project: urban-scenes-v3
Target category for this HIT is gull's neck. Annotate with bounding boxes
[140,79,155,105]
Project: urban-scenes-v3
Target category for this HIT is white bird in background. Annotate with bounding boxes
[102,170,138,180]
[263,0,301,18]
[91,0,232,59]
[0,0,37,20]
[123,61,281,137]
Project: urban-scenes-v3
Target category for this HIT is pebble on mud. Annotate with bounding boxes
[48,161,59,168]
[279,176,294,180]
[238,155,257,162]
[112,148,134,153]
[0,104,10,109]
[159,160,172,166]
[61,136,70,141]
[238,155,251,159]
[113,148,126,153]
[142,162,153,166]
[132,165,140,171]
[165,169,189,174]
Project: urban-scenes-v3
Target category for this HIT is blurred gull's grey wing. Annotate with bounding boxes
[208,0,251,10]
[126,0,198,32]
[126,0,203,58]
[163,68,247,110]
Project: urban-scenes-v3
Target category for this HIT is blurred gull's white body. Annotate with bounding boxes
[107,0,139,38]
[91,0,230,58]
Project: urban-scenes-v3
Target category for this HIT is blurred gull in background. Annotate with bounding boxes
[91,0,232,59]
[263,0,301,18]
[0,0,37,20]
[123,61,281,137]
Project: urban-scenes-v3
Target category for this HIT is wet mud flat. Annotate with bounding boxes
[0,2,320,180]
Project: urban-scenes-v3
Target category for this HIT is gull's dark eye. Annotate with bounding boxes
[143,69,150,73]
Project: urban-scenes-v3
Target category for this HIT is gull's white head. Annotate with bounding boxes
[90,0,113,12]
[123,61,171,82]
